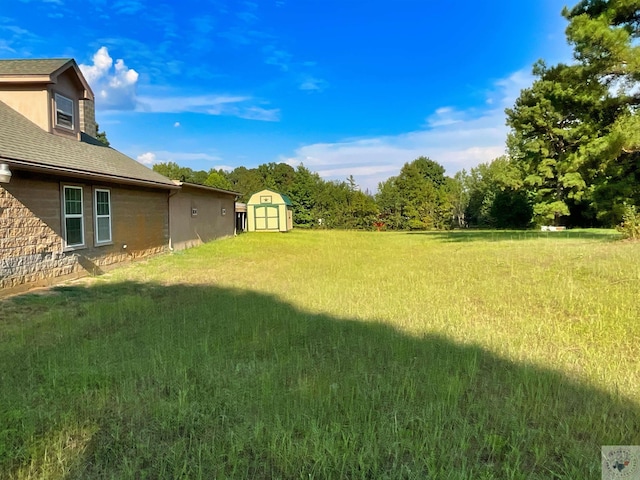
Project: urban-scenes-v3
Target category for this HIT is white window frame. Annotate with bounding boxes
[55,93,74,130]
[62,185,84,249]
[94,188,112,245]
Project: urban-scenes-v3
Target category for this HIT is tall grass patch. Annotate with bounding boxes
[1,229,638,478]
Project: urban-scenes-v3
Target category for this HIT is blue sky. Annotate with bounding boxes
[2,0,573,192]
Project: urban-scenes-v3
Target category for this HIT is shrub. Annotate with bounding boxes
[616,203,640,239]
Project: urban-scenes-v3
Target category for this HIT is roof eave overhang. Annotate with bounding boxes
[172,180,241,197]
[0,75,54,84]
[0,157,179,190]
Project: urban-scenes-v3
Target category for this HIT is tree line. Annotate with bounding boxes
[152,156,533,230]
[152,0,640,231]
[153,160,379,229]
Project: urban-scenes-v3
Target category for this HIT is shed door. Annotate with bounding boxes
[254,205,279,230]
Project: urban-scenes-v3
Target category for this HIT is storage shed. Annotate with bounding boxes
[247,189,293,232]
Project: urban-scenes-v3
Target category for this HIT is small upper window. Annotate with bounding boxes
[55,93,74,129]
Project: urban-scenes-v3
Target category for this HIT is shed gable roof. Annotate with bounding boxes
[248,188,292,206]
[280,193,293,206]
[0,100,175,188]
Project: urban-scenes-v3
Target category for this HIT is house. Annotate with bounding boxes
[0,58,236,293]
[0,58,178,292]
[246,188,293,232]
[168,181,239,251]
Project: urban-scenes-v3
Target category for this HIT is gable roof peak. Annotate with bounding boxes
[0,58,93,100]
[0,58,74,76]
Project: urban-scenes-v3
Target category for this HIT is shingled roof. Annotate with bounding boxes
[0,58,72,76]
[0,100,176,188]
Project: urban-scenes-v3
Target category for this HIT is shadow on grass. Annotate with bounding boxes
[406,229,622,243]
[2,282,638,479]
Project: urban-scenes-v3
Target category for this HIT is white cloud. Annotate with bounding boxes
[237,11,258,24]
[174,121,181,127]
[299,76,329,92]
[263,45,292,71]
[2,25,30,35]
[79,46,112,83]
[79,46,139,110]
[137,152,156,165]
[426,107,465,127]
[113,0,145,15]
[136,94,249,113]
[236,106,280,122]
[283,69,534,192]
[136,93,280,121]
[0,39,15,53]
[79,47,279,122]
[136,150,222,166]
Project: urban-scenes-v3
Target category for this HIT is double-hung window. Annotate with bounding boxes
[63,186,84,248]
[94,189,112,244]
[55,93,74,129]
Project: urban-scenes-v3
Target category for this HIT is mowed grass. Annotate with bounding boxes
[1,229,639,479]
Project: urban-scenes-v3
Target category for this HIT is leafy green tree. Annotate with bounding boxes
[505,62,604,225]
[190,169,209,185]
[152,162,209,185]
[253,162,296,195]
[153,161,191,181]
[563,0,640,224]
[95,123,110,147]
[289,164,323,228]
[412,156,447,187]
[376,177,405,229]
[348,190,379,229]
[449,171,470,228]
[346,175,358,191]
[271,163,296,194]
[257,163,276,190]
[228,167,265,202]
[312,180,348,228]
[316,181,378,230]
[375,157,453,230]
[204,170,234,190]
[464,156,530,228]
[507,0,640,226]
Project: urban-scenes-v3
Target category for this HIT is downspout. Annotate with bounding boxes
[168,189,180,251]
[234,195,238,236]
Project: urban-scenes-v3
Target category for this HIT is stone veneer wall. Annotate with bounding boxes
[0,174,169,293]
[0,185,77,289]
[79,99,97,138]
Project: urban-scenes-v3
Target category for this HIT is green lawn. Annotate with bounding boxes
[1,229,639,479]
